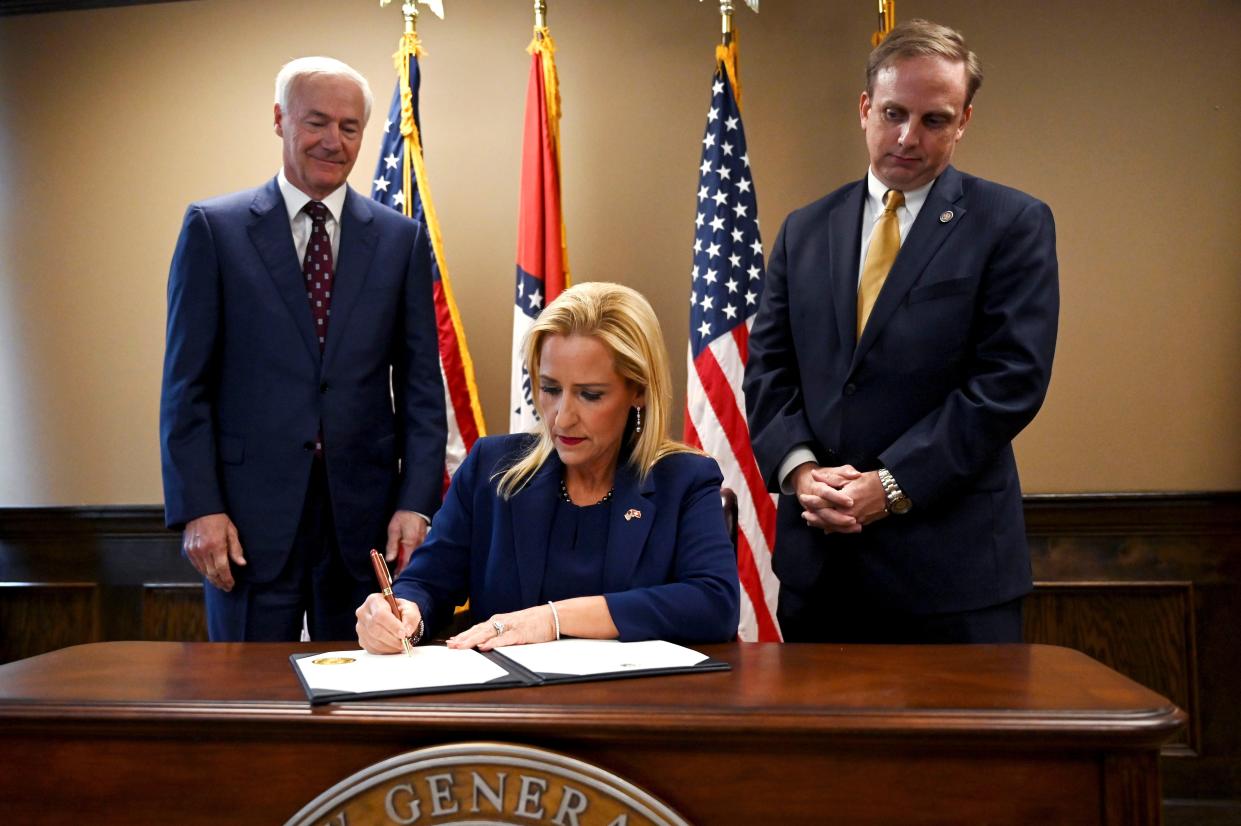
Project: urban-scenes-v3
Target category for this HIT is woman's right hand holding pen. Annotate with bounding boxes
[355,592,422,654]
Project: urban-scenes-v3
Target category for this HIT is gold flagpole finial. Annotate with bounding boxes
[699,0,758,46]
[379,0,444,33]
[379,0,416,32]
[534,0,547,29]
[871,0,896,47]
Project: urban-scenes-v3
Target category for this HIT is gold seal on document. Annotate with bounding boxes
[311,657,356,666]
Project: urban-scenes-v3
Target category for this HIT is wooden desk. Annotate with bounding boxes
[0,642,1183,825]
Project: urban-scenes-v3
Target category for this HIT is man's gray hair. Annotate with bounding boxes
[274,56,374,122]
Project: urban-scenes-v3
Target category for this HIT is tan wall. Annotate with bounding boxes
[0,0,1237,505]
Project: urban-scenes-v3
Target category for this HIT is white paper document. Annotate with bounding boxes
[295,646,510,694]
[495,639,709,677]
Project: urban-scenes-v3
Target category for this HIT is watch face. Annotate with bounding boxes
[890,496,912,515]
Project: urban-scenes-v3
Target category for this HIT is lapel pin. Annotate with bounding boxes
[939,210,954,223]
[624,508,642,521]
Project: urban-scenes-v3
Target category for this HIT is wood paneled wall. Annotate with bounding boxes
[0,508,206,664]
[2,494,1239,808]
[1022,493,1241,809]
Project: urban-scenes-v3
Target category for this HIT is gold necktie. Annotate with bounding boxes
[857,189,905,339]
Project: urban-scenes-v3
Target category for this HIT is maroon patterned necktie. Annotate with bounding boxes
[302,201,334,351]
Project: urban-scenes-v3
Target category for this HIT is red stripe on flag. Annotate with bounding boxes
[433,280,480,449]
[694,347,777,537]
[736,528,780,642]
[688,394,778,641]
[732,320,749,362]
[691,341,781,641]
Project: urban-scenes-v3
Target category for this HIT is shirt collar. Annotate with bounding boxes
[865,169,934,221]
[276,169,348,224]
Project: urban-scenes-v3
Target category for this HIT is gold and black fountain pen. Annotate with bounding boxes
[369,549,414,657]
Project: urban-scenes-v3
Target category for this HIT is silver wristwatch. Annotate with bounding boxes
[878,468,912,515]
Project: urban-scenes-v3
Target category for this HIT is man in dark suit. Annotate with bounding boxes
[744,20,1058,643]
[160,56,446,641]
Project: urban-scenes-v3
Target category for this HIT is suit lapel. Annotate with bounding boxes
[322,187,378,372]
[510,455,560,608]
[852,166,967,367]
[829,181,867,361]
[602,463,655,593]
[247,178,320,365]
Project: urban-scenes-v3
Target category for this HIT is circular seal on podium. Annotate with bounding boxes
[286,741,691,826]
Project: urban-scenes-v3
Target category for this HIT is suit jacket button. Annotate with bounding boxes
[843,383,857,396]
[302,441,315,451]
[319,382,329,394]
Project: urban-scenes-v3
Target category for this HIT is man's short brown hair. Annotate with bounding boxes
[867,19,983,107]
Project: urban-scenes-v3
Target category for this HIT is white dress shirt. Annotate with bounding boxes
[277,170,347,263]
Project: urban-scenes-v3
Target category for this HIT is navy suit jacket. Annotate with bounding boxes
[160,178,446,583]
[392,434,741,643]
[744,166,1059,613]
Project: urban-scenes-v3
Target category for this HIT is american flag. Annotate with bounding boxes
[684,47,781,642]
[372,34,486,496]
[511,27,569,432]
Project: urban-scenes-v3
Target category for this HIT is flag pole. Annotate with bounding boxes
[705,1,758,104]
[871,0,896,47]
[534,0,546,31]
[379,0,418,34]
[704,0,758,46]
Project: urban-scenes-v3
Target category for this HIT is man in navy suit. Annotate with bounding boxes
[160,57,446,641]
[744,20,1058,643]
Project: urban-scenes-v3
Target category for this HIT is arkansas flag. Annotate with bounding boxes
[510,26,569,432]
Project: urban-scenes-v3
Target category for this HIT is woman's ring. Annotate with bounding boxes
[493,620,506,636]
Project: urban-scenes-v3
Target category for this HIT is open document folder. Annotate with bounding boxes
[291,639,730,705]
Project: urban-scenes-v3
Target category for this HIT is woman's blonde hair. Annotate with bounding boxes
[496,281,698,498]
